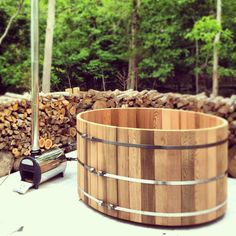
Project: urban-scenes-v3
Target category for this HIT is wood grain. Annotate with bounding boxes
[77,116,87,203]
[117,110,130,220]
[77,108,228,226]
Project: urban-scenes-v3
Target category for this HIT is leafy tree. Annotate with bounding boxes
[186,2,235,95]
[51,0,131,90]
[0,0,30,92]
[1,0,236,95]
[138,0,187,86]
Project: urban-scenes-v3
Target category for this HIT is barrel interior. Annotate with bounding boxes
[77,108,228,226]
[79,108,224,130]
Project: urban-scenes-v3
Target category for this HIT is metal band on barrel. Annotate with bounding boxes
[78,187,227,217]
[77,159,227,186]
[77,130,228,150]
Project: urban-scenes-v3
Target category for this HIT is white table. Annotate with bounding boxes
[0,151,236,236]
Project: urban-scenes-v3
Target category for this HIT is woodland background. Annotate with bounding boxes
[1,0,236,96]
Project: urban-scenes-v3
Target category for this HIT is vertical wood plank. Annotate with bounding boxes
[141,130,155,224]
[166,110,181,226]
[105,125,118,217]
[153,109,162,129]
[180,111,196,225]
[117,109,130,220]
[77,108,228,226]
[194,119,208,224]
[162,109,171,129]
[97,117,107,214]
[216,126,228,218]
[154,130,168,225]
[87,122,98,210]
[181,130,196,225]
[206,127,217,222]
[78,118,87,203]
[129,129,142,223]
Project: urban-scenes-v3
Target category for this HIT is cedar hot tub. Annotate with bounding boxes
[77,108,228,226]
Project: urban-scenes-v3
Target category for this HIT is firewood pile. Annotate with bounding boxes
[0,92,81,174]
[66,88,236,148]
[1,88,236,176]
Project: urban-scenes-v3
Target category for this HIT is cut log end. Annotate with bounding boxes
[45,139,53,150]
[39,137,46,148]
[69,127,77,137]
[12,148,21,158]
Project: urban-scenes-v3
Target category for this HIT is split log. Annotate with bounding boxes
[4,92,30,100]
[40,91,70,97]
[0,94,80,161]
[2,88,236,177]
[69,105,76,116]
[73,87,80,95]
[65,88,73,94]
[12,148,21,158]
[92,100,108,109]
[69,127,77,137]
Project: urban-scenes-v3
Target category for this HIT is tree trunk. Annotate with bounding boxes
[101,71,106,91]
[42,0,56,93]
[212,0,222,97]
[0,0,24,46]
[127,0,139,90]
[195,39,199,94]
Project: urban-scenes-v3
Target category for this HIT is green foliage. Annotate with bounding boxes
[1,0,236,93]
[138,0,184,82]
[0,0,31,90]
[49,0,132,90]
[186,16,220,43]
[185,13,236,80]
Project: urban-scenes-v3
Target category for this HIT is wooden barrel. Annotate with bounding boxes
[77,108,228,226]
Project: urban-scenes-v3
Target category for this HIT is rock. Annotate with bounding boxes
[228,146,236,178]
[230,121,236,130]
[0,151,14,177]
[13,156,24,171]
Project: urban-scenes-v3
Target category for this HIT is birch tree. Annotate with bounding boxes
[42,0,56,93]
[212,0,222,96]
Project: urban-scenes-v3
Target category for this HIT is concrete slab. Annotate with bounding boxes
[0,151,235,236]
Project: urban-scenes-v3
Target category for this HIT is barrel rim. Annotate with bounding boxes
[77,108,228,132]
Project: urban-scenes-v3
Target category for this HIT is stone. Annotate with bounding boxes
[0,151,14,177]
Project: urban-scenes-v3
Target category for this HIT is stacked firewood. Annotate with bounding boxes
[1,88,236,176]
[69,89,236,145]
[77,89,236,178]
[0,93,81,161]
